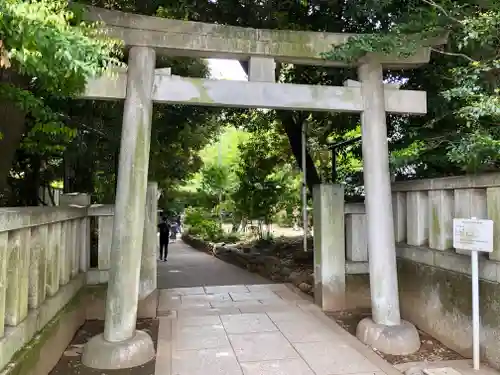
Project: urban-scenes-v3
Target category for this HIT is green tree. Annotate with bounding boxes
[0,0,122,202]
[324,0,500,175]
[232,129,289,238]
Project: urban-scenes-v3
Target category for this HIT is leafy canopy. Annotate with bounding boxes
[0,0,122,95]
[0,0,122,143]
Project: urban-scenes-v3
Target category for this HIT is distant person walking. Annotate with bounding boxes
[176,215,182,234]
[158,216,170,261]
[170,219,178,241]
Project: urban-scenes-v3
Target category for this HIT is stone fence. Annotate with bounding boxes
[0,205,89,372]
[343,173,500,277]
[340,172,500,369]
[86,204,114,285]
[0,184,158,374]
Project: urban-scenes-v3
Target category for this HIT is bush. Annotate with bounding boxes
[219,232,241,244]
[184,207,224,242]
[273,210,294,227]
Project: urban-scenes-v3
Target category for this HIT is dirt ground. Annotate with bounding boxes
[329,309,464,365]
[50,319,158,375]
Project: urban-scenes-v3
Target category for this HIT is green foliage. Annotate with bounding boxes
[183,207,226,242]
[323,0,500,175]
[199,165,231,202]
[0,0,123,136]
[231,128,289,237]
[1,0,122,92]
[447,130,500,173]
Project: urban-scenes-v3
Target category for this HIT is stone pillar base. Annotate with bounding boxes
[356,317,420,355]
[82,330,155,370]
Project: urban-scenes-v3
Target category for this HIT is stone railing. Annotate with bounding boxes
[344,203,368,274]
[342,173,500,282]
[86,204,114,285]
[391,173,500,284]
[0,184,158,374]
[0,205,89,371]
[392,174,500,255]
[85,183,158,295]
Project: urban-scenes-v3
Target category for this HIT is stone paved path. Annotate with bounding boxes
[154,243,403,375]
[157,240,271,289]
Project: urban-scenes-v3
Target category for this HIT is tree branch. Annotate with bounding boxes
[421,0,462,24]
[430,47,477,62]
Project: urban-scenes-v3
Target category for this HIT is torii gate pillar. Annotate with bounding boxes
[82,46,156,369]
[355,60,420,355]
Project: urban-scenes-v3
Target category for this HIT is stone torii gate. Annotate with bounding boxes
[79,6,443,369]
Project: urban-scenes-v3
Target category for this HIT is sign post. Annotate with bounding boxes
[453,217,494,371]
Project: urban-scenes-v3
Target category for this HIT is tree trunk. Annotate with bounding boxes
[277,111,322,192]
[0,69,28,204]
[27,156,41,206]
[239,62,321,192]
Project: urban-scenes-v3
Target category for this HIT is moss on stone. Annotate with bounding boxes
[398,258,500,326]
[187,79,215,104]
[4,289,85,375]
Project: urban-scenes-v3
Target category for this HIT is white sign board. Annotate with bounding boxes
[453,218,494,252]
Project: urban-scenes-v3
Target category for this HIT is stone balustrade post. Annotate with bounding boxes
[60,193,91,273]
[312,184,346,311]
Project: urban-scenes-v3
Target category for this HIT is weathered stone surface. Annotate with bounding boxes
[5,228,30,326]
[85,72,428,114]
[345,213,368,262]
[84,6,440,67]
[359,60,402,326]
[392,172,500,192]
[81,330,155,370]
[428,190,453,250]
[28,224,48,309]
[97,216,113,270]
[312,184,345,312]
[487,187,500,261]
[59,221,70,285]
[139,182,158,300]
[248,57,275,82]
[0,231,8,336]
[356,317,420,355]
[453,188,487,254]
[46,222,62,297]
[392,192,407,243]
[398,258,500,369]
[101,46,156,345]
[0,275,84,371]
[0,207,85,233]
[407,191,429,246]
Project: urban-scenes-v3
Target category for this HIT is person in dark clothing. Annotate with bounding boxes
[158,216,170,261]
[176,215,182,233]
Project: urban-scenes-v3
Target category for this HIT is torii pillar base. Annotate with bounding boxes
[82,331,155,370]
[357,318,420,356]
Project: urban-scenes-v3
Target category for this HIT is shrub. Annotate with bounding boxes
[184,207,224,242]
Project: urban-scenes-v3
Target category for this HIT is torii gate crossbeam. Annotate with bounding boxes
[83,70,427,114]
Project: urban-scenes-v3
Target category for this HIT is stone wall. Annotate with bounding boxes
[397,257,500,369]
[0,187,158,374]
[1,285,159,375]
